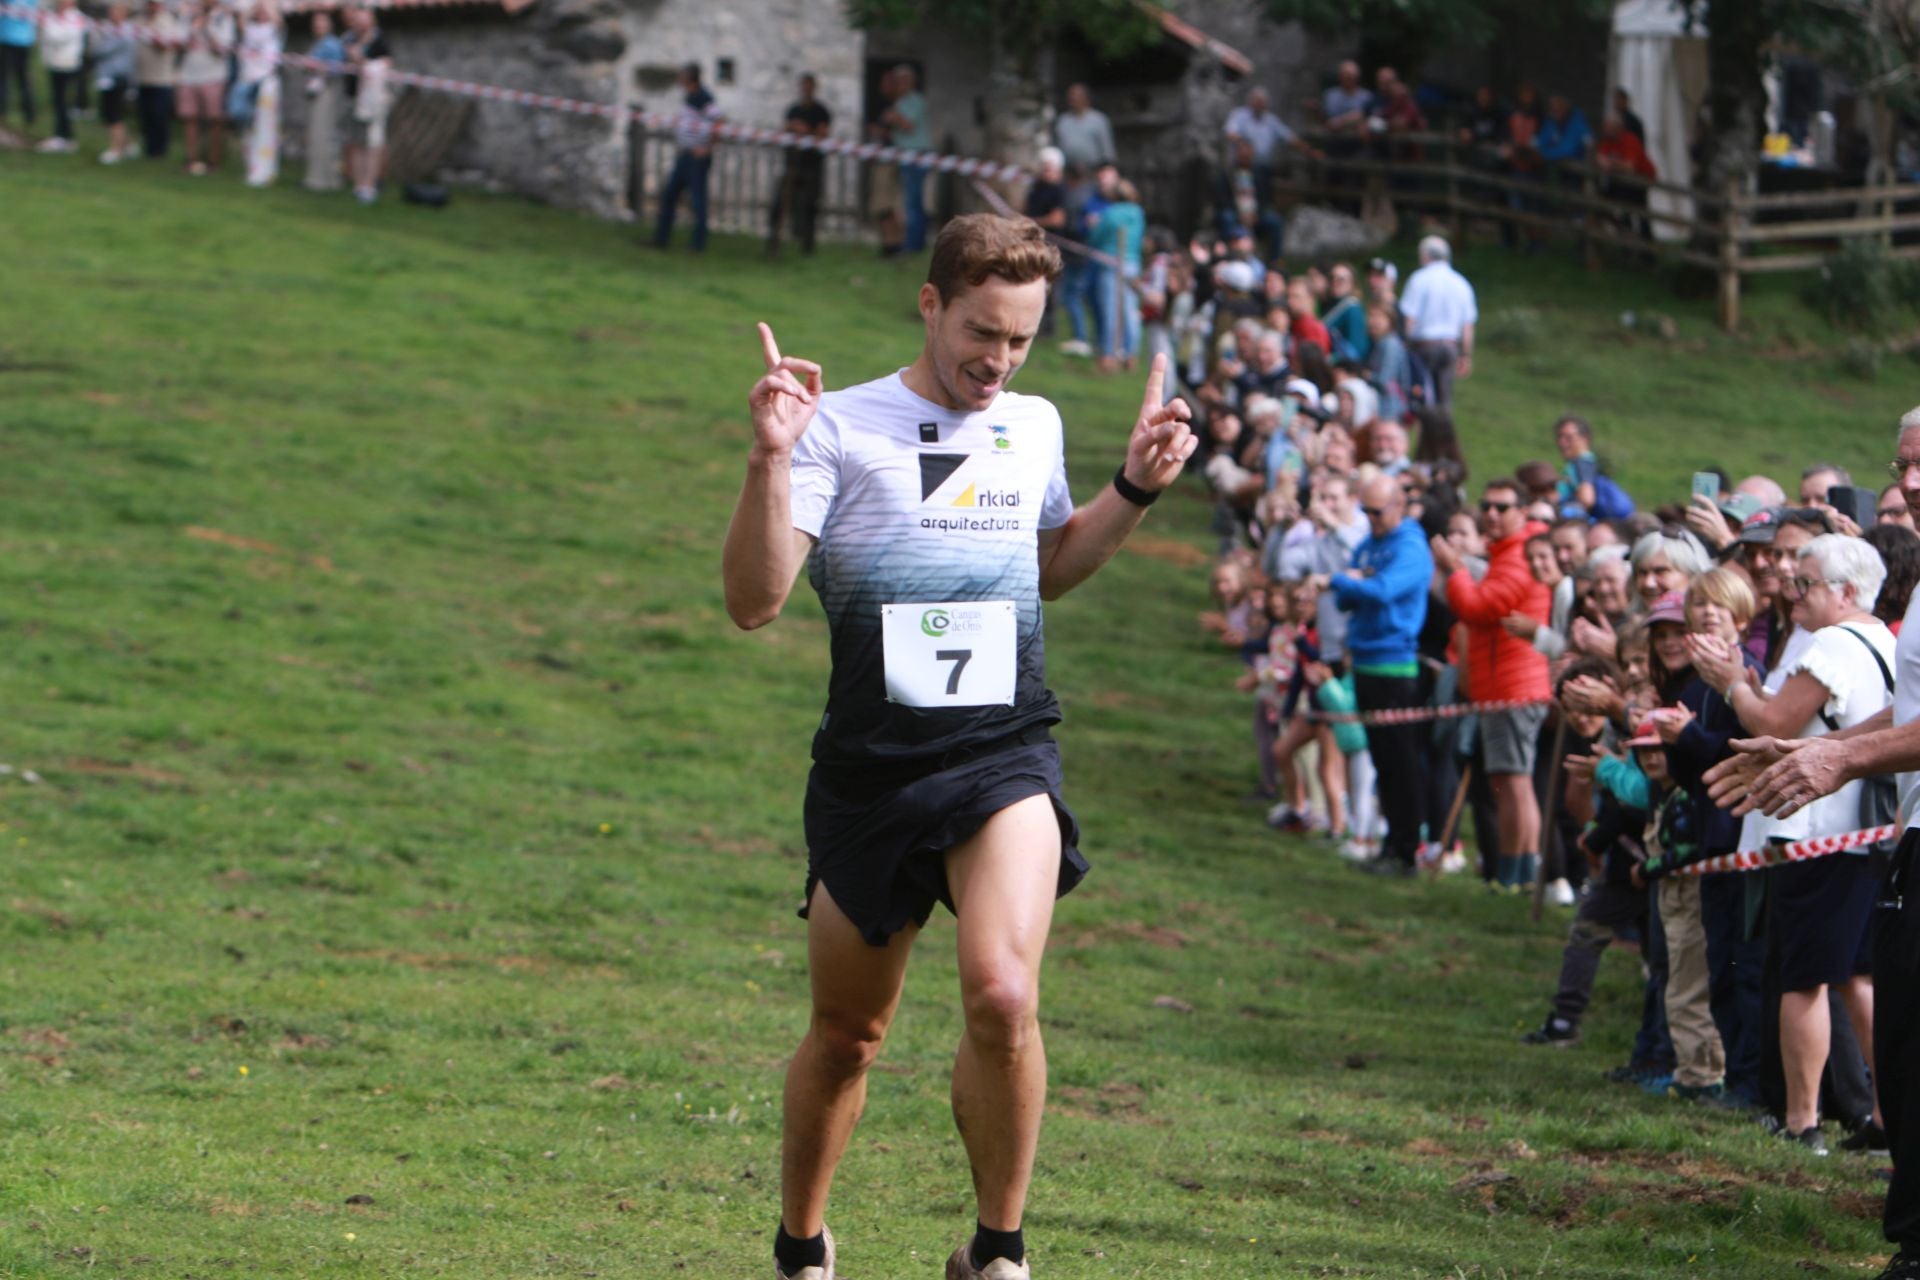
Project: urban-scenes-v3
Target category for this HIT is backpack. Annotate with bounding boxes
[1588,473,1636,521]
[1818,626,1898,859]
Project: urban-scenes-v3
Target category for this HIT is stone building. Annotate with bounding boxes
[279,0,1344,235]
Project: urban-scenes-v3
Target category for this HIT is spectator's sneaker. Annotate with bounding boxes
[1667,1081,1726,1105]
[1338,838,1375,862]
[1637,1071,1676,1095]
[1839,1120,1891,1157]
[1522,1016,1581,1047]
[99,147,122,165]
[1777,1124,1829,1156]
[1303,811,1331,835]
[1604,1060,1669,1086]
[1874,1253,1920,1280]
[1547,878,1577,907]
[34,136,69,153]
[1439,850,1469,875]
[1415,841,1442,872]
[1362,857,1416,878]
[774,1225,835,1280]
[1264,802,1300,830]
[946,1242,1029,1280]
[1057,339,1093,358]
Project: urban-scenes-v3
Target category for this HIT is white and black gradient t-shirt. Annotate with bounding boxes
[790,371,1075,768]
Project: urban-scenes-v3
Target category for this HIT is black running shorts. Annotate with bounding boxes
[801,732,1087,947]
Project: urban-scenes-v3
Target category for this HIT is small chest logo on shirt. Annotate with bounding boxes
[990,424,1012,451]
[919,422,939,443]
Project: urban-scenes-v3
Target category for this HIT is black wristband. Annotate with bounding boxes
[1112,467,1161,508]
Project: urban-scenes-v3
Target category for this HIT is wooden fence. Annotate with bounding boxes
[1283,131,1920,331]
[631,124,1918,330]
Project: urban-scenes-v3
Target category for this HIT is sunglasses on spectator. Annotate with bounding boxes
[1784,576,1845,596]
[1890,458,1920,479]
[1360,505,1387,518]
[1479,500,1515,513]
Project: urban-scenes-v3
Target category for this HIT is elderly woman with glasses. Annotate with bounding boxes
[1691,534,1894,1155]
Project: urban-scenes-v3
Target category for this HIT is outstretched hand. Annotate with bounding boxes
[1703,736,1795,813]
[1122,354,1197,494]
[747,322,824,456]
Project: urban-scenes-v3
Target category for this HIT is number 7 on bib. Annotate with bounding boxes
[879,600,1018,708]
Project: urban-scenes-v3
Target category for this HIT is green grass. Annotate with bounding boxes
[0,145,1902,1278]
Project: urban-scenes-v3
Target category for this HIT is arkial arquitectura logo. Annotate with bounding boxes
[917,453,1024,533]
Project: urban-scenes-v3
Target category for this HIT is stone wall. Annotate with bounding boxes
[281,0,865,218]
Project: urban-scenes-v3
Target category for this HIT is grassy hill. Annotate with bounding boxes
[0,149,1903,1278]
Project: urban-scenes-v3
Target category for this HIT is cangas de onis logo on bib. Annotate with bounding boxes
[880,600,1017,707]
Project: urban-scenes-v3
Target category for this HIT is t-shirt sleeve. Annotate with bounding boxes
[1040,410,1073,530]
[1788,627,1859,723]
[788,409,841,539]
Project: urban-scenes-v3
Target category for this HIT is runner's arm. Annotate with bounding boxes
[724,322,825,630]
[1037,354,1196,600]
[723,452,815,629]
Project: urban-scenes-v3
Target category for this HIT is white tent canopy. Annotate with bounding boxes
[1609,0,1709,240]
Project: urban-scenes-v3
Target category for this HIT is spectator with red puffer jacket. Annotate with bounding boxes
[1432,477,1552,891]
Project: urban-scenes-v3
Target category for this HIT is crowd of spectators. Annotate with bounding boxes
[1,0,391,196]
[1164,212,1918,1190]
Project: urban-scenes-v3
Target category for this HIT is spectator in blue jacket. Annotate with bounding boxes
[1537,94,1592,165]
[1330,474,1434,874]
[0,0,37,129]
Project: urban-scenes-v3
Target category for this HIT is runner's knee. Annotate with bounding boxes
[960,966,1040,1053]
[810,1008,890,1077]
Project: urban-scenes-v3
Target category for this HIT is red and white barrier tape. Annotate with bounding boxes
[0,2,1032,183]
[1674,823,1897,877]
[1305,697,1553,727]
[968,177,1124,270]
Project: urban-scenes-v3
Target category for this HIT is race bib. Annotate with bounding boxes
[880,600,1017,708]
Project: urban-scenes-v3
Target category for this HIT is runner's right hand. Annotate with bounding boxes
[748,322,823,456]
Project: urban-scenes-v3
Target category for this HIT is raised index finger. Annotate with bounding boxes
[1140,352,1166,414]
[757,322,781,372]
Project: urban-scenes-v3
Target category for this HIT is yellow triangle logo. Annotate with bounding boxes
[952,483,977,508]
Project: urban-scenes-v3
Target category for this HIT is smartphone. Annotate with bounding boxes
[1691,471,1720,504]
[1829,485,1878,528]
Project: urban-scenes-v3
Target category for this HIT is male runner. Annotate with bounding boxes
[722,213,1196,1280]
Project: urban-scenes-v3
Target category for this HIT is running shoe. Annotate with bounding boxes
[946,1242,1029,1280]
[1777,1124,1829,1156]
[1839,1120,1891,1158]
[1874,1254,1920,1280]
[775,1225,835,1280]
[1522,1016,1581,1047]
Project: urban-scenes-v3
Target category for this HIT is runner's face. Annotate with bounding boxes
[920,276,1047,412]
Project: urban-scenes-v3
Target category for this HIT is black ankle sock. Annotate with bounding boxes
[971,1222,1024,1268]
[774,1224,827,1274]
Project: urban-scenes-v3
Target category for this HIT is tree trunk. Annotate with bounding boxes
[1701,0,1767,192]
[981,35,1051,181]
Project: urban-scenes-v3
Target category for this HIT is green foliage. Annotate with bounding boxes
[845,0,1158,56]
[1258,0,1610,53]
[1842,336,1884,382]
[1800,238,1908,332]
[0,146,1906,1279]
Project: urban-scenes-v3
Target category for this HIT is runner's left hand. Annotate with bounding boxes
[1122,353,1196,494]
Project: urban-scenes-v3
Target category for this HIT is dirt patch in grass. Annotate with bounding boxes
[1122,535,1210,568]
[60,757,191,787]
[1050,921,1190,951]
[1053,1080,1159,1125]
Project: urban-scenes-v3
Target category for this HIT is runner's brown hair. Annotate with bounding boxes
[926,213,1063,304]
